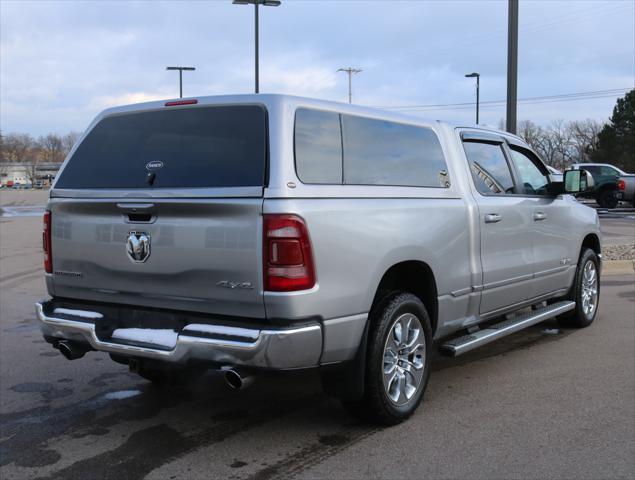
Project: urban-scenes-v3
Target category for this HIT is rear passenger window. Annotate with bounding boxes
[463,141,515,195]
[342,115,448,187]
[294,109,342,184]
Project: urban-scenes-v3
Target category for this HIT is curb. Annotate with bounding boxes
[602,259,635,276]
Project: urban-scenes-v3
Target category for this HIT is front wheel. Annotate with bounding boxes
[558,248,600,328]
[343,292,432,425]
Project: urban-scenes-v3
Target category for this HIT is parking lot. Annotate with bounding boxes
[1,191,634,479]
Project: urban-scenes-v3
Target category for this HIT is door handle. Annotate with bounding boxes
[484,213,502,224]
[533,212,547,221]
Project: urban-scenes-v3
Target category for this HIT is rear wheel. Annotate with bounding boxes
[558,248,600,328]
[597,188,618,209]
[343,292,432,425]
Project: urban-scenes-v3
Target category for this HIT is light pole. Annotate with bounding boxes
[465,72,480,124]
[506,0,519,134]
[233,0,281,94]
[166,66,196,98]
[337,68,362,104]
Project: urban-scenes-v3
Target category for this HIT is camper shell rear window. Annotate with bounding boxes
[55,105,267,189]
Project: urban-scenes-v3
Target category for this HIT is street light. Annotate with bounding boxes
[233,0,281,94]
[337,68,362,104]
[166,66,196,98]
[465,72,480,124]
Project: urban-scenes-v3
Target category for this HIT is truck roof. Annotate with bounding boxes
[96,93,525,143]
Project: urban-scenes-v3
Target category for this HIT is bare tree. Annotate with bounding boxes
[0,131,8,182]
[38,134,65,163]
[62,131,81,157]
[518,120,544,153]
[517,119,602,169]
[546,119,575,170]
[569,119,602,163]
[518,120,559,166]
[2,133,36,163]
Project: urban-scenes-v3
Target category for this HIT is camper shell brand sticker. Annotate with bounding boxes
[145,161,164,170]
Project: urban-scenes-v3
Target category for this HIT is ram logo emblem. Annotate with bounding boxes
[126,231,151,263]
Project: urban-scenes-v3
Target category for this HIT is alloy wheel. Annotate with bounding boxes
[382,313,426,406]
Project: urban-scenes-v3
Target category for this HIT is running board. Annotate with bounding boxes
[441,301,575,357]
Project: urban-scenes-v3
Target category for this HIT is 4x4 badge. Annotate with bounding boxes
[126,231,151,263]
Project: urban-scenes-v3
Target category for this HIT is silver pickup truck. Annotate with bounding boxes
[37,94,601,424]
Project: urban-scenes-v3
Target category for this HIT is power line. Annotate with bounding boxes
[375,88,632,112]
[407,93,624,113]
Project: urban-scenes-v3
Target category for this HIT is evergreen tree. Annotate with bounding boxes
[592,90,635,172]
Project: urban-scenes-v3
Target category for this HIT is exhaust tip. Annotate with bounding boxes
[224,369,242,390]
[58,341,86,360]
[224,369,253,390]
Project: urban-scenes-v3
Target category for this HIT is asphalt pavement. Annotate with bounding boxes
[0,201,634,480]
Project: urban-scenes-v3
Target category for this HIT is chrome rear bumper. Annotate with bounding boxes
[35,302,322,369]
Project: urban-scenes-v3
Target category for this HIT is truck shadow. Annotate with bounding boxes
[1,317,582,480]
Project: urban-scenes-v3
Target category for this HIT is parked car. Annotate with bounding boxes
[36,94,602,424]
[569,162,628,208]
[616,174,635,207]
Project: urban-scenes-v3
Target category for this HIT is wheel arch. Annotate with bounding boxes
[580,233,601,258]
[370,260,438,337]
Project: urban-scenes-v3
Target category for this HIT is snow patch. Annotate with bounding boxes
[54,308,103,319]
[102,390,142,401]
[182,324,260,340]
[542,328,560,335]
[111,328,178,348]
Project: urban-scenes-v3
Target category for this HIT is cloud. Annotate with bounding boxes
[1,0,633,134]
[89,92,172,111]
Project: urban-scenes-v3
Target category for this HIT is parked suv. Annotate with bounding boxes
[37,95,601,424]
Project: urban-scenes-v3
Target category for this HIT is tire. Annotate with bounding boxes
[597,189,618,209]
[343,292,432,425]
[558,248,600,328]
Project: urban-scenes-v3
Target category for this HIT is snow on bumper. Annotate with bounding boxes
[35,301,322,370]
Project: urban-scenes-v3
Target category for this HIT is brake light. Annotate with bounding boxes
[43,210,52,273]
[263,214,316,292]
[617,179,625,191]
[165,99,198,106]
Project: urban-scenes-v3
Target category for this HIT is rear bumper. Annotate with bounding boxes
[35,301,323,369]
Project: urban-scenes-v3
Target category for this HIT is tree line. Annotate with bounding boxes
[0,131,81,165]
[515,90,634,172]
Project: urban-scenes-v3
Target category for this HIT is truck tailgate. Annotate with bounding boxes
[49,198,265,318]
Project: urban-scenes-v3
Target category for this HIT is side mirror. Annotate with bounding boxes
[564,169,594,194]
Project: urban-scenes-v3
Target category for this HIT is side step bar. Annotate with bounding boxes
[441,301,575,357]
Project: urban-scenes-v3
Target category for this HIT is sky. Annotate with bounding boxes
[1,0,634,136]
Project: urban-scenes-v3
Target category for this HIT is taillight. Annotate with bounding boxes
[617,179,625,191]
[263,214,315,292]
[43,210,52,273]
